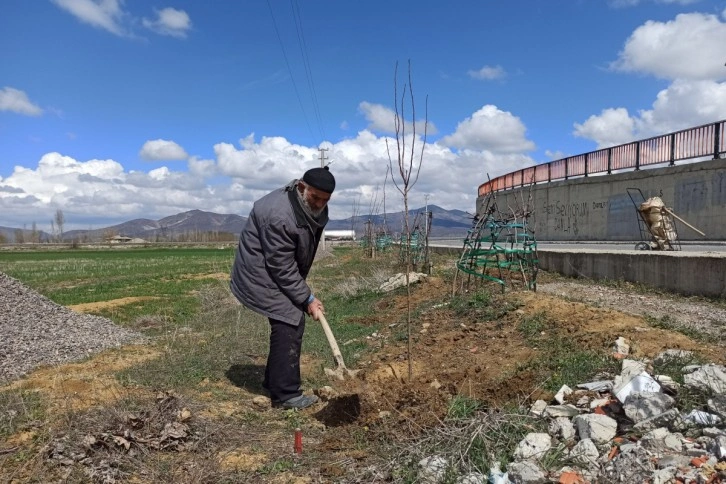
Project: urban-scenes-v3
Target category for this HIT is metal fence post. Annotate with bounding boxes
[670,133,676,166]
[607,148,612,174]
[635,142,640,171]
[584,153,589,177]
[714,121,721,160]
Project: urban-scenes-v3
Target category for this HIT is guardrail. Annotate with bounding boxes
[478,119,726,196]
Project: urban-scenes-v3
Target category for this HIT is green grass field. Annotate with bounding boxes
[0,246,403,388]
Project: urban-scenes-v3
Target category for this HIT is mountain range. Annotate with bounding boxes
[0,205,475,243]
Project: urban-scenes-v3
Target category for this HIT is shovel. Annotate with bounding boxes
[316,311,360,380]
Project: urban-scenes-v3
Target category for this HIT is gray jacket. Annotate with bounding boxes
[230,180,327,325]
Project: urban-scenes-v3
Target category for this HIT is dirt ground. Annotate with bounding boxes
[318,275,726,430]
[3,271,726,481]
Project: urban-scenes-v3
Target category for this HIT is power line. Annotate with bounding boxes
[290,0,326,142]
[265,0,316,144]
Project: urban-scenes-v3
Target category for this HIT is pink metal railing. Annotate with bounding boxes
[478,119,725,196]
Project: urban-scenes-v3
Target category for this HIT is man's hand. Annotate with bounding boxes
[306,297,324,320]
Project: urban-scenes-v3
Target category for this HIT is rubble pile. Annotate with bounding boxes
[417,343,726,483]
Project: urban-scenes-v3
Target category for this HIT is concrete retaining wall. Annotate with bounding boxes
[537,249,726,298]
[476,158,726,241]
[430,245,726,298]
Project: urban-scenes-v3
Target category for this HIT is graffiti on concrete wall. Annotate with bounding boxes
[542,200,590,236]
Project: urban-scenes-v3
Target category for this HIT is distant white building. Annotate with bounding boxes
[107,235,147,244]
[324,230,356,241]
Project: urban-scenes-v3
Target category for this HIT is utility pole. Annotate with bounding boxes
[318,147,329,250]
[424,194,430,237]
[318,147,329,167]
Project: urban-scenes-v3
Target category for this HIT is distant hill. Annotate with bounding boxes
[1,205,474,243]
[62,210,248,242]
[326,204,474,238]
[0,226,51,243]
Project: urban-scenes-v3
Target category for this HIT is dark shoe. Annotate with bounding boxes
[273,394,319,410]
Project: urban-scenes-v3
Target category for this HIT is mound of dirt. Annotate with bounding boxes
[306,276,726,436]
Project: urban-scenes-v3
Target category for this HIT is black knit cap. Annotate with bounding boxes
[302,166,336,194]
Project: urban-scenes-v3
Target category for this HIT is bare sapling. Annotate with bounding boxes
[385,60,428,381]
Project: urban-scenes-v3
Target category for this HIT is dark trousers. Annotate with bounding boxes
[263,315,306,403]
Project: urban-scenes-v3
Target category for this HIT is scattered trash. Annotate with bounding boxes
[614,371,661,403]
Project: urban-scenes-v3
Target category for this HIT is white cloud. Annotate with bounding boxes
[574,80,726,148]
[574,108,636,148]
[53,0,191,39]
[52,0,127,36]
[611,12,726,81]
[545,149,567,161]
[637,80,726,134]
[575,11,726,149]
[439,105,536,153]
[0,116,539,229]
[468,65,506,81]
[358,101,437,136]
[142,7,192,38]
[0,87,43,116]
[188,156,217,179]
[139,139,189,161]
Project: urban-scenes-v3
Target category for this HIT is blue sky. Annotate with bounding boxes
[2,0,726,231]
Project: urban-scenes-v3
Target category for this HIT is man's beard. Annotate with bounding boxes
[300,187,325,218]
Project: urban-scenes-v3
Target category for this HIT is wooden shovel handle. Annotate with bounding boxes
[316,311,347,370]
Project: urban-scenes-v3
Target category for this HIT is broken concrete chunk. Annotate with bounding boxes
[529,399,548,417]
[613,337,630,356]
[653,375,680,392]
[455,472,487,484]
[683,364,726,394]
[417,455,448,483]
[651,467,677,484]
[549,417,576,443]
[554,385,573,405]
[601,445,655,483]
[707,394,726,419]
[681,364,701,374]
[572,414,618,445]
[621,359,647,375]
[701,427,725,438]
[576,380,613,392]
[569,438,600,468]
[633,408,684,432]
[543,404,580,418]
[655,454,691,469]
[623,391,676,423]
[709,435,726,459]
[640,427,683,454]
[506,460,546,484]
[513,433,552,461]
[653,349,694,365]
[379,272,428,292]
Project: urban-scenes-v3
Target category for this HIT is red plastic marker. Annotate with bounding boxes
[294,428,303,454]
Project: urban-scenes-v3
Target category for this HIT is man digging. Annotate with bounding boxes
[230,166,335,410]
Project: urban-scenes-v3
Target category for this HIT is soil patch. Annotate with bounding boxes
[68,296,162,313]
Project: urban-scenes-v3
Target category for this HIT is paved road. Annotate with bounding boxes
[429,238,726,253]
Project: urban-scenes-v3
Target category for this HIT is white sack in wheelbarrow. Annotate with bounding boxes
[639,197,678,249]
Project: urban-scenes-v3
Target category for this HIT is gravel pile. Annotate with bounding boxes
[0,271,147,385]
